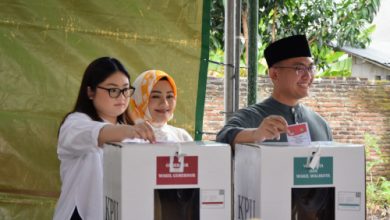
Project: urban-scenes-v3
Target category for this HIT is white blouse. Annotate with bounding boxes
[53,112,108,220]
[152,124,193,142]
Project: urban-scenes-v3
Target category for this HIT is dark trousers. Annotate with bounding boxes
[71,207,82,220]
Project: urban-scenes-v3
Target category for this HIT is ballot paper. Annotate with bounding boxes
[122,138,150,143]
[287,122,311,145]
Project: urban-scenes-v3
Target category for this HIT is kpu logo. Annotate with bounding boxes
[237,195,256,219]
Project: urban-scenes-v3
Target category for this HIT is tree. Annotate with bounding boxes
[209,0,381,76]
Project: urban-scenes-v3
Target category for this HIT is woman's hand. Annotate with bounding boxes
[98,122,156,146]
[128,121,156,143]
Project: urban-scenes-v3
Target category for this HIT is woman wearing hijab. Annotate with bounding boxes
[128,70,193,142]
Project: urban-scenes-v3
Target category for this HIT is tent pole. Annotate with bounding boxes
[247,0,258,106]
[234,0,242,112]
[224,0,235,123]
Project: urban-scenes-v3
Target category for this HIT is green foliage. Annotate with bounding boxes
[209,0,225,52]
[364,133,390,218]
[315,48,352,77]
[209,0,381,76]
[209,48,225,72]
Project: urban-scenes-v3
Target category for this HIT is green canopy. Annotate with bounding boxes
[0,0,210,218]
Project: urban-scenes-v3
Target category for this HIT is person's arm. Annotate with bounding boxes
[59,113,108,156]
[216,108,258,145]
[58,113,155,156]
[232,115,288,146]
[232,128,261,144]
[97,122,155,146]
[216,104,289,147]
[231,115,288,149]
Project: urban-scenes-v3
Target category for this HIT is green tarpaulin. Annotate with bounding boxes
[0,0,210,219]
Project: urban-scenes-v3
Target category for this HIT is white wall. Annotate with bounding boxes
[352,57,390,80]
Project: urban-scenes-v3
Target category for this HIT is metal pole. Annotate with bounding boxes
[234,0,242,112]
[247,0,258,105]
[224,0,235,123]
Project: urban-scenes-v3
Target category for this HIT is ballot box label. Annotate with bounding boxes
[156,156,198,185]
[105,196,119,220]
[338,191,361,211]
[294,157,333,185]
[201,189,225,209]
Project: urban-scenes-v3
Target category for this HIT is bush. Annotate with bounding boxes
[364,133,390,219]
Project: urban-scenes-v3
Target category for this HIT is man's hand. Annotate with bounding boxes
[252,115,288,142]
[232,115,288,148]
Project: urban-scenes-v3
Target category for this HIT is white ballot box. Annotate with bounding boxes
[234,142,365,220]
[103,141,231,220]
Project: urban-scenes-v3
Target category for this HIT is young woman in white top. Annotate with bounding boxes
[53,57,156,220]
[128,70,193,142]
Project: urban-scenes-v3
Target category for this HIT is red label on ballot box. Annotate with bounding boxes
[156,156,198,185]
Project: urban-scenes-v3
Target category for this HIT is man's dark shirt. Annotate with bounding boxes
[216,97,333,145]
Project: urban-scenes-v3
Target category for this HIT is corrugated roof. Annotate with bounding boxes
[339,1,390,70]
[341,42,390,70]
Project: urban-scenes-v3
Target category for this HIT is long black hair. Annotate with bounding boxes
[61,57,133,128]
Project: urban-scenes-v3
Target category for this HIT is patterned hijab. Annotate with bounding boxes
[128,70,177,124]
